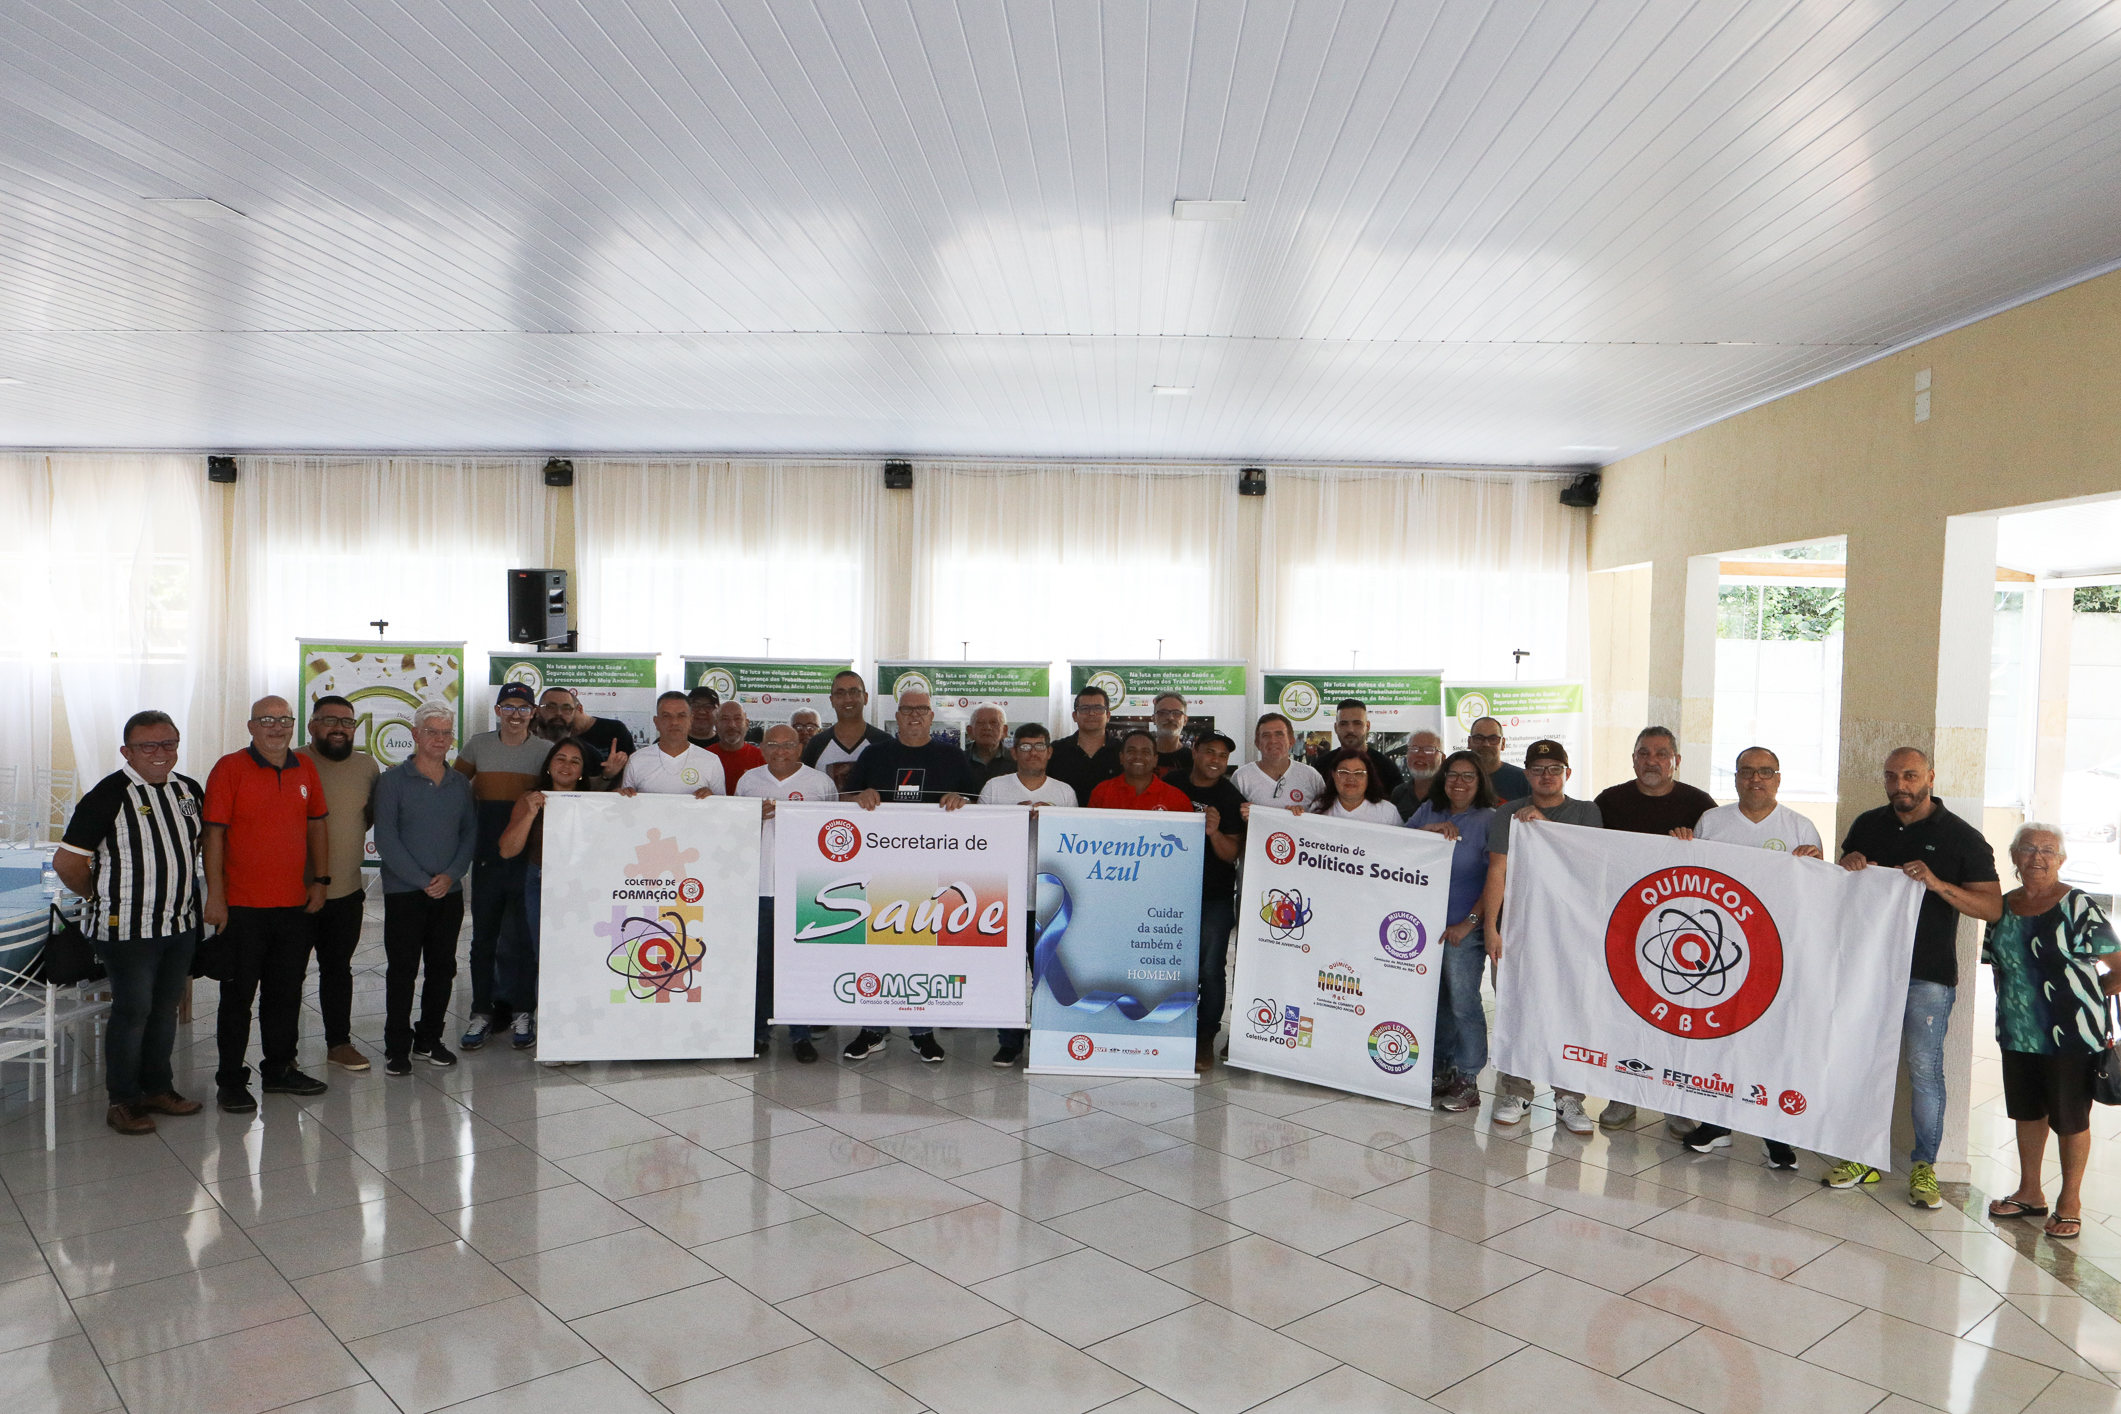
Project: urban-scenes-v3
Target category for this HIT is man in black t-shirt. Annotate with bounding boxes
[1152,693,1194,779]
[1824,746,2001,1208]
[1169,732,1246,1070]
[1307,699,1404,797]
[1049,686,1124,805]
[539,689,631,788]
[1593,726,1716,836]
[846,691,981,805]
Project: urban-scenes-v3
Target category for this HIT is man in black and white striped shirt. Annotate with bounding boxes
[54,709,208,1136]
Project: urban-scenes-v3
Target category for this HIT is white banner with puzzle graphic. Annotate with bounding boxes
[772,802,1029,1029]
[1492,822,1922,1170]
[535,792,761,1061]
[1227,814,1453,1105]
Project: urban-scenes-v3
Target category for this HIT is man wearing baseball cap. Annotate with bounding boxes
[1480,739,1615,1134]
[453,682,550,1051]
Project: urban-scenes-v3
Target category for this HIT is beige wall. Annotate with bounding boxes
[1587,566,1652,794]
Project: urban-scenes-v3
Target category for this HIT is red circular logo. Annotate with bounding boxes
[1779,1089,1807,1116]
[819,819,862,862]
[1266,832,1296,865]
[855,973,882,998]
[1289,789,1305,803]
[1605,867,1782,1039]
[677,878,704,904]
[1067,1035,1094,1061]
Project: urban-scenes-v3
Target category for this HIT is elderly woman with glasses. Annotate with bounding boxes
[1982,824,2120,1239]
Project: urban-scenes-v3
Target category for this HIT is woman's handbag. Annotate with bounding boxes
[2094,997,2121,1107]
[32,905,106,986]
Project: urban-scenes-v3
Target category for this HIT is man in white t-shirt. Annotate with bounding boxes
[977,722,1075,1069]
[736,725,838,1064]
[1668,744,1823,1165]
[619,692,726,798]
[1231,712,1326,820]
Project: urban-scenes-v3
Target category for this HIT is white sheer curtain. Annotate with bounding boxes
[911,463,1251,719]
[0,455,53,816]
[47,455,205,781]
[1260,470,1587,679]
[196,457,551,758]
[574,461,887,675]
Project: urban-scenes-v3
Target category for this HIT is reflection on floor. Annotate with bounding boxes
[2,907,2118,1414]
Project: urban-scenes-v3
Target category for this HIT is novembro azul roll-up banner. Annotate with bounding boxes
[1029,808,1205,1079]
[1227,813,1453,1105]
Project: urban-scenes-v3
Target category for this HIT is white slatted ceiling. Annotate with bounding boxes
[2,0,2120,461]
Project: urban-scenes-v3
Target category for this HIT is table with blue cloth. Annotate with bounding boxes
[0,849,83,977]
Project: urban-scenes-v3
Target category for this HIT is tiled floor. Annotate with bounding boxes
[5,904,2121,1414]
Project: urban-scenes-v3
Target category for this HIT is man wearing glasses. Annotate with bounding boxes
[453,682,549,1051]
[296,695,380,1073]
[1465,717,1530,801]
[203,696,332,1112]
[979,721,1078,1067]
[1479,740,1606,1133]
[734,724,838,1063]
[1151,692,1194,779]
[1048,686,1124,806]
[55,710,208,1135]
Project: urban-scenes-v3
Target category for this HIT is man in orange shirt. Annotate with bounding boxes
[204,696,331,1113]
[1088,731,1194,812]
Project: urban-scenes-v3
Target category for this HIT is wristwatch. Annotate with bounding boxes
[312,876,331,886]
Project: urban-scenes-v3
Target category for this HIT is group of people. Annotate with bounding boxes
[50,673,2118,1238]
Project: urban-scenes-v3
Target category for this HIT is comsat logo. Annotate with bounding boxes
[833,972,968,1005]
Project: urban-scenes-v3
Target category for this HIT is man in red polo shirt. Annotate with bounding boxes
[1088,731,1194,812]
[204,695,331,1113]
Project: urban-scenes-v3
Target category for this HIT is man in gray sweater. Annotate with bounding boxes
[372,702,478,1075]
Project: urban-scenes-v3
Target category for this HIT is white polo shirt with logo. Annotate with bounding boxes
[1232,760,1325,813]
[735,763,839,894]
[1693,801,1822,855]
[620,743,726,798]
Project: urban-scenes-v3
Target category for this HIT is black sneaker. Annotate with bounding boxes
[1682,1123,1732,1154]
[843,1028,887,1061]
[384,1056,412,1077]
[991,1044,1022,1069]
[793,1038,819,1064]
[414,1042,457,1068]
[217,1086,257,1114]
[1765,1141,1799,1170]
[912,1033,946,1063]
[261,1068,328,1097]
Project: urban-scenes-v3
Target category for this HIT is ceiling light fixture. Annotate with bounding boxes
[1172,200,1244,221]
[143,197,246,219]
[1153,386,1193,396]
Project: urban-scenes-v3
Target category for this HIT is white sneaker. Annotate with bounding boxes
[1492,1095,1530,1125]
[1558,1096,1594,1134]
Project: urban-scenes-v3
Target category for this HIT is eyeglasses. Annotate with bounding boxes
[2015,846,2063,861]
[1075,704,1109,714]
[1442,771,1479,783]
[312,715,357,729]
[127,739,180,755]
[1527,766,1566,780]
[497,705,533,716]
[1734,766,1780,779]
[250,716,296,727]
[1333,768,1369,780]
[900,708,934,717]
[1468,733,1502,746]
[1016,741,1052,752]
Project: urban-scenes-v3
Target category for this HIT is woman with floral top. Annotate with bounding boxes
[1981,823,2121,1239]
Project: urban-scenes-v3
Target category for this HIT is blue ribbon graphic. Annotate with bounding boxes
[1032,872,1198,1024]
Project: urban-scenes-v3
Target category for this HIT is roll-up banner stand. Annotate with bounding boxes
[535,792,762,1061]
[1029,809,1205,1079]
[1443,681,1587,766]
[685,658,851,728]
[300,640,465,870]
[489,652,660,746]
[1068,662,1248,754]
[876,662,1052,747]
[1261,670,1445,777]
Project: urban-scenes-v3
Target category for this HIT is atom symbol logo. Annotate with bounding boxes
[1260,888,1313,941]
[606,911,708,1001]
[678,878,704,904]
[1605,866,1783,1039]
[819,819,862,862]
[1266,832,1296,865]
[1378,911,1427,961]
[1068,1035,1094,1061]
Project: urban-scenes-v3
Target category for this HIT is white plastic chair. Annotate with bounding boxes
[0,907,112,1150]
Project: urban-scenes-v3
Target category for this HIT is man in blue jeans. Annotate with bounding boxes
[1828,746,2001,1208]
[55,710,208,1135]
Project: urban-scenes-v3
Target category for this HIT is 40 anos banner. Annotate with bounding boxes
[773,802,1029,1028]
[299,640,465,766]
[686,657,850,726]
[1444,682,1585,763]
[1263,670,1443,773]
[535,792,761,1061]
[1029,809,1205,1079]
[491,653,659,744]
[1227,813,1453,1106]
[876,662,1051,748]
[1068,663,1247,750]
[1493,822,1922,1170]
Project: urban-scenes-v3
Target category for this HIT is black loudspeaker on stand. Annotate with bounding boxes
[508,569,569,645]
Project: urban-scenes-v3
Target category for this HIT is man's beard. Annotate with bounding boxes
[1409,769,1437,791]
[311,737,353,762]
[534,715,573,741]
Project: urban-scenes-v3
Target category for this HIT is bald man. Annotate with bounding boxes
[203,695,332,1111]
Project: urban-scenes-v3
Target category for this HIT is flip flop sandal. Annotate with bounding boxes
[1988,1197,2049,1219]
[2046,1216,2082,1240]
